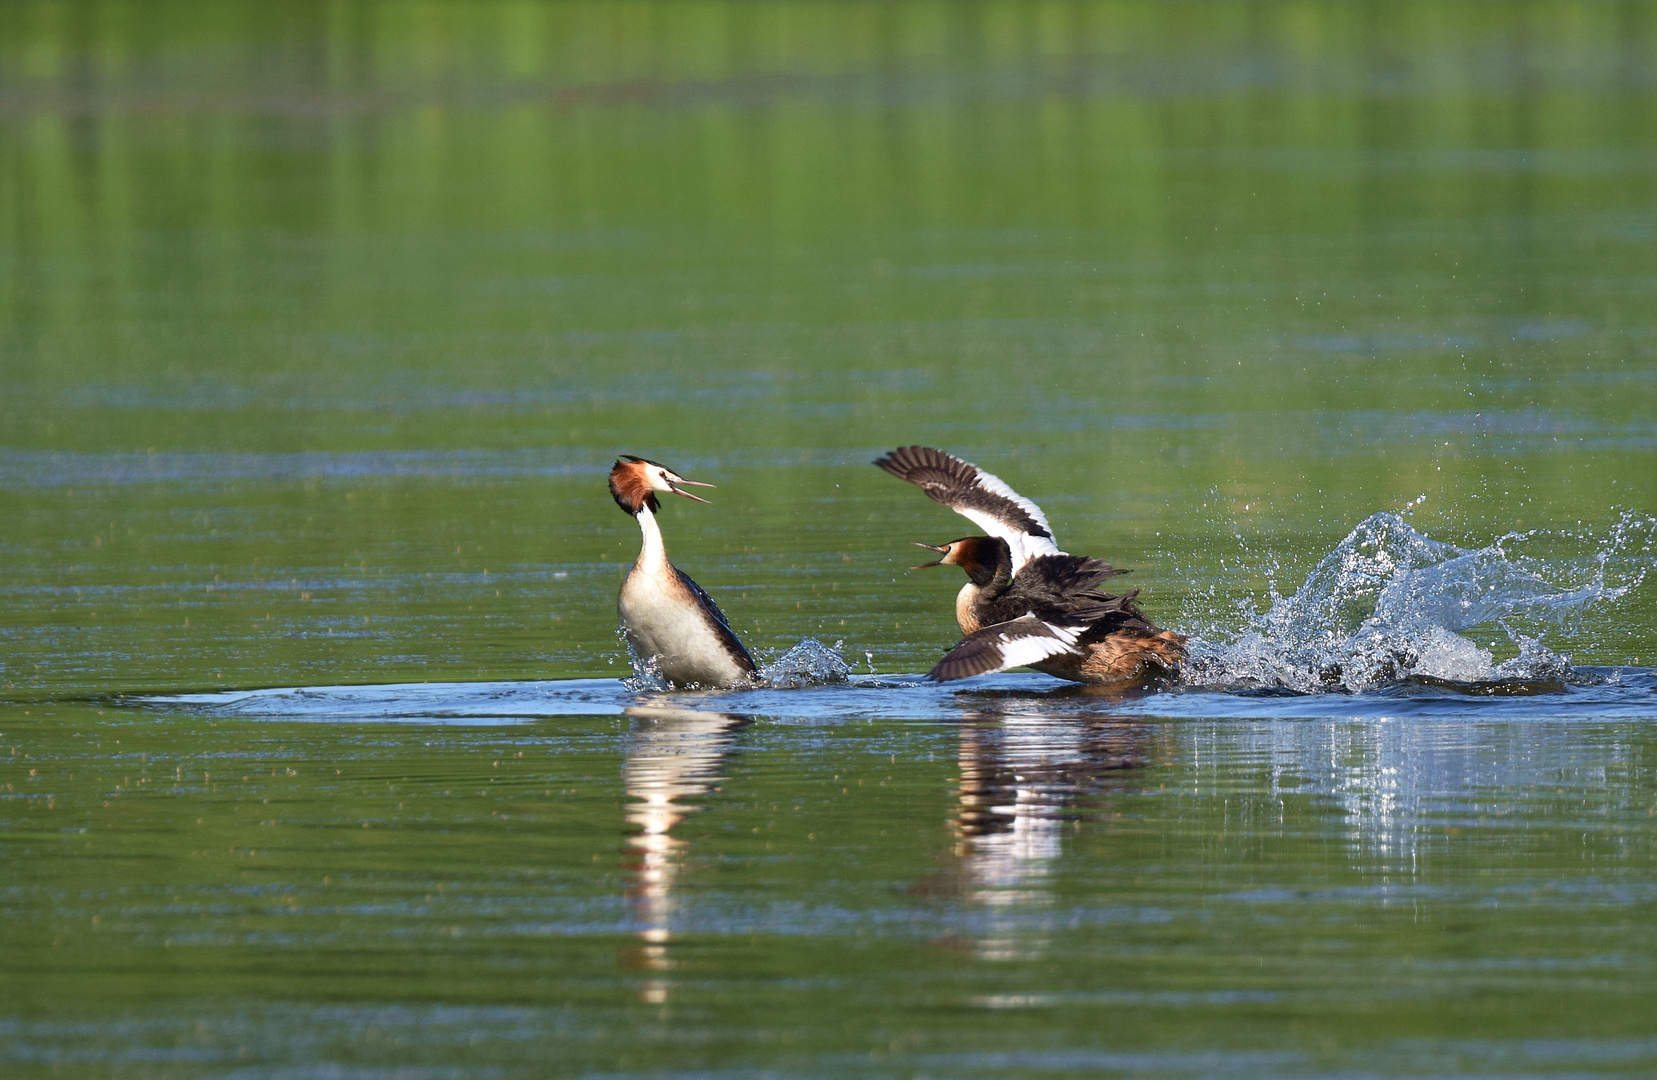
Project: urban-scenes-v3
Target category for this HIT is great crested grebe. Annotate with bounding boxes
[874,446,1185,684]
[609,456,757,688]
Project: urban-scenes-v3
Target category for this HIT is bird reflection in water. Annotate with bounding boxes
[619,705,750,1003]
[951,708,1150,961]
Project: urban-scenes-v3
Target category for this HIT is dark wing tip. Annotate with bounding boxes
[926,637,1008,682]
[873,445,970,482]
[873,446,984,504]
[875,446,1056,547]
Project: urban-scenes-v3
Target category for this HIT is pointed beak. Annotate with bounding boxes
[667,476,714,503]
[910,542,948,570]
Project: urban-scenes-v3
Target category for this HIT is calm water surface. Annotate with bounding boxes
[4,2,1657,1076]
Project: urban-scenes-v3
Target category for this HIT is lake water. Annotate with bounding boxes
[3,2,1657,1076]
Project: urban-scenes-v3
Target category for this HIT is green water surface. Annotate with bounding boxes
[3,2,1657,1076]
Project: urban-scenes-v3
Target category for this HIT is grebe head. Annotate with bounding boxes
[608,455,715,516]
[910,535,1009,587]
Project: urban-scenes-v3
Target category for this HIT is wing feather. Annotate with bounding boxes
[873,446,1063,573]
[927,615,1082,681]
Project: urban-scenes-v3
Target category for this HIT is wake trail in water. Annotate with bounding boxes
[1183,510,1657,694]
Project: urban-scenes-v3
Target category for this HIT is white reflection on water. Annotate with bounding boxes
[1182,715,1650,876]
[953,713,1149,960]
[156,670,1657,890]
[619,705,749,1001]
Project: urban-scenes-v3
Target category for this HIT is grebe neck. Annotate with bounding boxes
[633,505,670,577]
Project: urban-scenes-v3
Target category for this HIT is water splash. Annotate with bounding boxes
[1185,511,1657,693]
[619,631,670,693]
[758,637,853,687]
[621,632,852,691]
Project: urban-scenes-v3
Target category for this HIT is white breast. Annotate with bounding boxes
[619,568,751,688]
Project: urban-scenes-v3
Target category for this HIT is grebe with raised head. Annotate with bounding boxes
[874,446,1185,684]
[609,456,757,688]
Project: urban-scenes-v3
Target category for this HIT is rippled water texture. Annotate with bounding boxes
[4,2,1657,1077]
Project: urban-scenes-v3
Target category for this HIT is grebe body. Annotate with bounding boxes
[610,456,757,689]
[875,446,1185,685]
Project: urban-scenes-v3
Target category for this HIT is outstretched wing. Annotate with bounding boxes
[873,445,1063,573]
[927,615,1082,682]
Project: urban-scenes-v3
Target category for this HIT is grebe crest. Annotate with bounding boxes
[609,456,713,516]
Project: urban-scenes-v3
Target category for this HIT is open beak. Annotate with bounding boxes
[910,542,948,570]
[667,476,714,503]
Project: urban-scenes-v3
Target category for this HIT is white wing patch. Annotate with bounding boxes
[951,461,1063,574]
[994,620,1081,668]
[928,615,1082,681]
[969,463,1059,551]
[872,446,1065,575]
[952,505,1063,574]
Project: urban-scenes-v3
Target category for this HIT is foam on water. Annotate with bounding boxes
[1184,510,1657,693]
